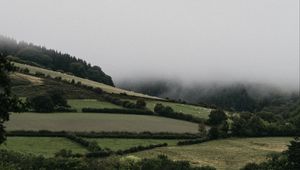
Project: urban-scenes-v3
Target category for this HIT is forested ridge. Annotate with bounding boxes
[0,35,114,86]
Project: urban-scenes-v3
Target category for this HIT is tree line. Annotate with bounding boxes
[0,35,114,86]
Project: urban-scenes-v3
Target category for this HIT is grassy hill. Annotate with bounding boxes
[133,137,292,170]
[13,62,161,100]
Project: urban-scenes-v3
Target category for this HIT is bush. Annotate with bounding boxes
[82,108,154,115]
[65,134,104,152]
[208,109,227,125]
[116,143,168,155]
[27,95,55,113]
[7,130,200,139]
[136,99,146,109]
[208,127,220,139]
[177,138,210,146]
[154,103,204,123]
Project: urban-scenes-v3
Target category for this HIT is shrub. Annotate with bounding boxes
[177,138,210,146]
[208,109,227,125]
[136,99,146,109]
[116,143,168,155]
[81,108,154,115]
[27,95,55,113]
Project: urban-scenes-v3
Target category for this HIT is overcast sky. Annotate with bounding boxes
[0,0,299,90]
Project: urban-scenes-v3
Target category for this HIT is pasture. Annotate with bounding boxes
[6,113,199,133]
[0,137,87,157]
[13,62,160,99]
[133,137,293,170]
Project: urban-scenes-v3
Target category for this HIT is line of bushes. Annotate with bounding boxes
[177,137,210,146]
[7,130,201,139]
[65,133,104,152]
[115,143,168,155]
[154,103,205,123]
[102,94,147,109]
[81,108,154,115]
[85,143,168,158]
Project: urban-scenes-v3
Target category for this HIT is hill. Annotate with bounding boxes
[0,35,114,85]
[11,63,161,99]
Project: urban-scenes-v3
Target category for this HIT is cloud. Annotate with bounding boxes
[0,0,299,91]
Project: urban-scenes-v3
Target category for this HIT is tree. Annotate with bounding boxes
[287,137,300,169]
[47,90,69,107]
[27,95,55,113]
[208,127,220,139]
[198,123,207,136]
[208,109,227,125]
[0,52,20,144]
[136,99,146,109]
[154,103,164,113]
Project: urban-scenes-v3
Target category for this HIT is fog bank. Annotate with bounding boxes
[0,0,299,90]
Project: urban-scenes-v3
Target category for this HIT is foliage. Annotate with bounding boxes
[8,130,200,139]
[1,35,114,86]
[27,95,55,112]
[27,90,71,113]
[177,138,210,146]
[154,103,205,123]
[231,112,298,137]
[207,109,227,125]
[241,138,300,170]
[82,108,154,115]
[65,134,104,152]
[0,52,23,144]
[136,99,147,109]
[0,149,87,170]
[115,143,167,155]
[286,137,300,169]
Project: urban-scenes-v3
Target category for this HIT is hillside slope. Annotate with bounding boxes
[13,62,161,100]
[0,35,113,85]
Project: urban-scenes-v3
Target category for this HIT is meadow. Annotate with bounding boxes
[0,137,87,157]
[6,113,199,133]
[133,137,293,170]
[67,99,122,111]
[13,62,160,99]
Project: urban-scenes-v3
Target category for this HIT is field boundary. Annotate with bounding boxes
[7,130,201,139]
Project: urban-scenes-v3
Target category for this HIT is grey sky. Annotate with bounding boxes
[0,0,299,90]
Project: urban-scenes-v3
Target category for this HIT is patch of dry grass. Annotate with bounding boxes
[133,137,292,170]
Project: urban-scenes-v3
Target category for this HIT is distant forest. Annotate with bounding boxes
[0,35,114,86]
[119,80,300,113]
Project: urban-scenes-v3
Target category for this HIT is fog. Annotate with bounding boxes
[0,0,299,91]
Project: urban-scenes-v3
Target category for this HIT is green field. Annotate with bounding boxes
[14,62,160,99]
[86,138,179,151]
[126,99,211,119]
[68,99,122,111]
[133,137,292,170]
[0,137,87,157]
[6,113,198,133]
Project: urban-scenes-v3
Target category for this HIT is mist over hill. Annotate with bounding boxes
[118,78,299,112]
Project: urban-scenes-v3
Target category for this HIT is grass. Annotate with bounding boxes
[68,99,122,111]
[126,99,211,119]
[133,137,293,170]
[6,112,199,133]
[13,62,161,99]
[0,137,87,157]
[86,138,179,151]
